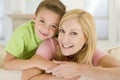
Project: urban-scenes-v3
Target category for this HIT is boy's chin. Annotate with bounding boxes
[38,36,48,40]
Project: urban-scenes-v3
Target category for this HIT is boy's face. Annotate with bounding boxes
[33,8,60,40]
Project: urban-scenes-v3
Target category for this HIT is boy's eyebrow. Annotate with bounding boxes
[39,17,44,19]
[52,22,59,26]
[39,17,59,26]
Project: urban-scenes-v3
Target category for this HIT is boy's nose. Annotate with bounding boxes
[44,25,50,31]
[42,26,50,34]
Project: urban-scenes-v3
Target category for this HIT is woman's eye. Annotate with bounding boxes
[59,29,65,33]
[71,32,77,35]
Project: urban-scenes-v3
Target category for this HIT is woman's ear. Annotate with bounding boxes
[32,14,36,22]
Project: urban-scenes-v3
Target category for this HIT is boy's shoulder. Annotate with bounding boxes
[15,20,35,32]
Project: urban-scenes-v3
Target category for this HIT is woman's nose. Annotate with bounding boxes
[62,35,70,42]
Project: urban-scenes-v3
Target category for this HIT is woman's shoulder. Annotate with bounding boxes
[92,48,108,66]
[36,38,58,60]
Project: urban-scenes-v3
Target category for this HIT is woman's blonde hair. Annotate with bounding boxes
[58,9,97,65]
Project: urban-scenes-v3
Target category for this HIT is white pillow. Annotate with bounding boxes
[107,47,120,60]
[0,46,7,67]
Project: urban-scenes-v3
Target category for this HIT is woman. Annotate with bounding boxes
[30,9,120,80]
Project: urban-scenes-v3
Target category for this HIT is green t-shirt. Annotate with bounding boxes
[4,20,43,59]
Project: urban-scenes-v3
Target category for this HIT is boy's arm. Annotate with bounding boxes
[3,52,56,70]
[3,51,56,70]
[31,54,57,70]
[3,52,38,70]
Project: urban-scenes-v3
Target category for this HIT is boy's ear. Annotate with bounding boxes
[32,15,36,21]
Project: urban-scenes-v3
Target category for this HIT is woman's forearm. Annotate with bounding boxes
[22,68,43,80]
[80,64,120,80]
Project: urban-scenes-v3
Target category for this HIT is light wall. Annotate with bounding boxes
[4,0,85,14]
[2,0,120,50]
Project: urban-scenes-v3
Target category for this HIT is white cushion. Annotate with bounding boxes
[107,47,120,60]
[0,46,7,67]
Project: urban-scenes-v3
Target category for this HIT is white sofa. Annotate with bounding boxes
[0,46,120,80]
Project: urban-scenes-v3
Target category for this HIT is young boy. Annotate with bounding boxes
[3,0,66,80]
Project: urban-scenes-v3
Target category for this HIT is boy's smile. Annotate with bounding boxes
[33,8,60,40]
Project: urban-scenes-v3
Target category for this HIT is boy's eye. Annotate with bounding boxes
[71,32,77,35]
[40,20,45,23]
[51,25,57,29]
[59,29,65,33]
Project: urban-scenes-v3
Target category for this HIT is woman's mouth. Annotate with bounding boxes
[62,44,73,49]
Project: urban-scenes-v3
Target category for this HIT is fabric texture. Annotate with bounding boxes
[92,48,108,66]
[107,47,120,60]
[4,20,43,59]
[0,46,7,67]
[36,38,57,60]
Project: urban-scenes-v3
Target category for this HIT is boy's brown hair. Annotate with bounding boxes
[35,0,66,18]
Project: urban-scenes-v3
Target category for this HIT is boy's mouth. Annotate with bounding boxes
[39,31,49,37]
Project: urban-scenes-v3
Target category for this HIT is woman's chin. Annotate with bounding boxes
[62,51,75,56]
[62,52,71,56]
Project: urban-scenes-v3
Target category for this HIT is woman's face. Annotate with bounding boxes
[58,18,86,56]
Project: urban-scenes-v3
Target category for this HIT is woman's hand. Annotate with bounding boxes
[46,60,81,79]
